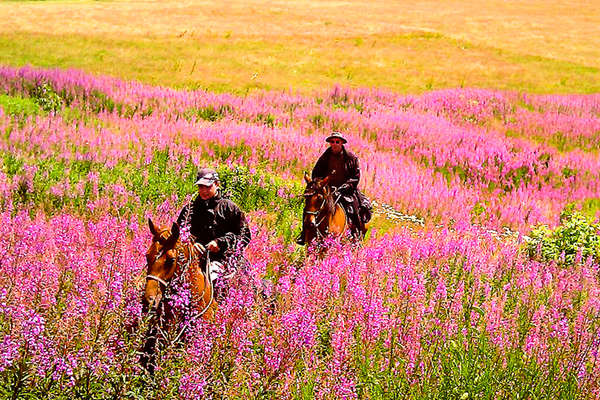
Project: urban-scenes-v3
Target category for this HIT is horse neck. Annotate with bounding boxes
[173,240,193,276]
[175,240,208,277]
[322,188,336,217]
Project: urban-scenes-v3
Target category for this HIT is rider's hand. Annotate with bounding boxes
[206,240,220,253]
[337,184,350,193]
[194,242,206,254]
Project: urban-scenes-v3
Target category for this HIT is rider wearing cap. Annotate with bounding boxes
[296,132,372,245]
[177,168,251,281]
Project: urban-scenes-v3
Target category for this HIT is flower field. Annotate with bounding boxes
[1,65,600,398]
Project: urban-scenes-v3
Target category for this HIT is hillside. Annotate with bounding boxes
[0,66,599,398]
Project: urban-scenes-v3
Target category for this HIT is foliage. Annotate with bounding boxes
[0,94,42,118]
[30,82,63,113]
[1,149,303,242]
[526,204,600,265]
[2,66,600,398]
[183,105,232,122]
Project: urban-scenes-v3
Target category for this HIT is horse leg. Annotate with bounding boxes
[140,325,158,374]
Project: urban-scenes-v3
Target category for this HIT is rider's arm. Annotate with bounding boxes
[339,155,360,193]
[214,202,251,253]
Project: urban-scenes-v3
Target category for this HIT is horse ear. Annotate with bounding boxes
[148,218,158,236]
[166,222,180,247]
[304,172,311,184]
[171,222,180,240]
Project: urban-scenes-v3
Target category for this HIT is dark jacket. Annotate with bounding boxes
[176,193,251,263]
[312,147,360,195]
[311,147,372,225]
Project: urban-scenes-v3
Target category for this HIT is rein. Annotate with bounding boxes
[146,234,214,325]
[171,243,214,343]
[303,188,345,240]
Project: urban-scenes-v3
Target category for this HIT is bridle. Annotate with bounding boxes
[146,229,174,288]
[145,230,214,320]
[303,190,327,235]
[146,250,169,288]
[303,186,345,240]
[304,191,327,220]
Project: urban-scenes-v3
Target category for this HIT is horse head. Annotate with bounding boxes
[143,218,181,313]
[141,218,213,374]
[303,173,331,225]
[302,173,342,244]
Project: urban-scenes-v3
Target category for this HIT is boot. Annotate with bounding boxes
[350,212,365,240]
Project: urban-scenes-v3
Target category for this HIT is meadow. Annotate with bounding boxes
[1,0,599,94]
[1,1,600,399]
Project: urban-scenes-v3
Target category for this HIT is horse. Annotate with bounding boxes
[301,173,349,246]
[140,218,215,373]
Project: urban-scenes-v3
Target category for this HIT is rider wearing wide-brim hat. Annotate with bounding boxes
[296,132,372,245]
[324,131,348,144]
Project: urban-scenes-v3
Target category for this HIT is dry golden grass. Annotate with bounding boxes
[0,0,598,94]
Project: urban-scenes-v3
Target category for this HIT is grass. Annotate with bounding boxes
[0,31,598,96]
[0,94,42,117]
[1,0,599,94]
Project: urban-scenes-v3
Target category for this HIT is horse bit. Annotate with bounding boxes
[146,231,214,319]
[303,189,343,239]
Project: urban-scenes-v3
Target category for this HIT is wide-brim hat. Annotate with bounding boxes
[325,131,347,144]
[195,168,219,186]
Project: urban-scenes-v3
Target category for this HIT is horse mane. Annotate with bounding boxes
[151,228,204,272]
[308,178,337,216]
[323,185,336,216]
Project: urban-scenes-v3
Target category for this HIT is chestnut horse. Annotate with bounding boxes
[140,218,215,373]
[302,173,348,246]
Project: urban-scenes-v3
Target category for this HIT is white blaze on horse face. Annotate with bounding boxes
[305,194,323,226]
[144,243,169,307]
[307,212,316,226]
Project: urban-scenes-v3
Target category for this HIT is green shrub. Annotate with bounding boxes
[2,149,304,241]
[0,94,42,117]
[526,205,600,265]
[31,82,63,113]
[88,89,116,113]
[255,113,275,127]
[217,164,303,242]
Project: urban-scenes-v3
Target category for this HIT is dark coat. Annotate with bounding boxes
[311,147,360,195]
[176,193,251,263]
[311,147,372,225]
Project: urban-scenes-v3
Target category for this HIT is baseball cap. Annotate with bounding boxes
[195,168,219,186]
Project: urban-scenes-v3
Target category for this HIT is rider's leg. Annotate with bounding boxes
[349,198,365,240]
[351,213,363,239]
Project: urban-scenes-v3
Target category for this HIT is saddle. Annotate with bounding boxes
[335,188,372,227]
